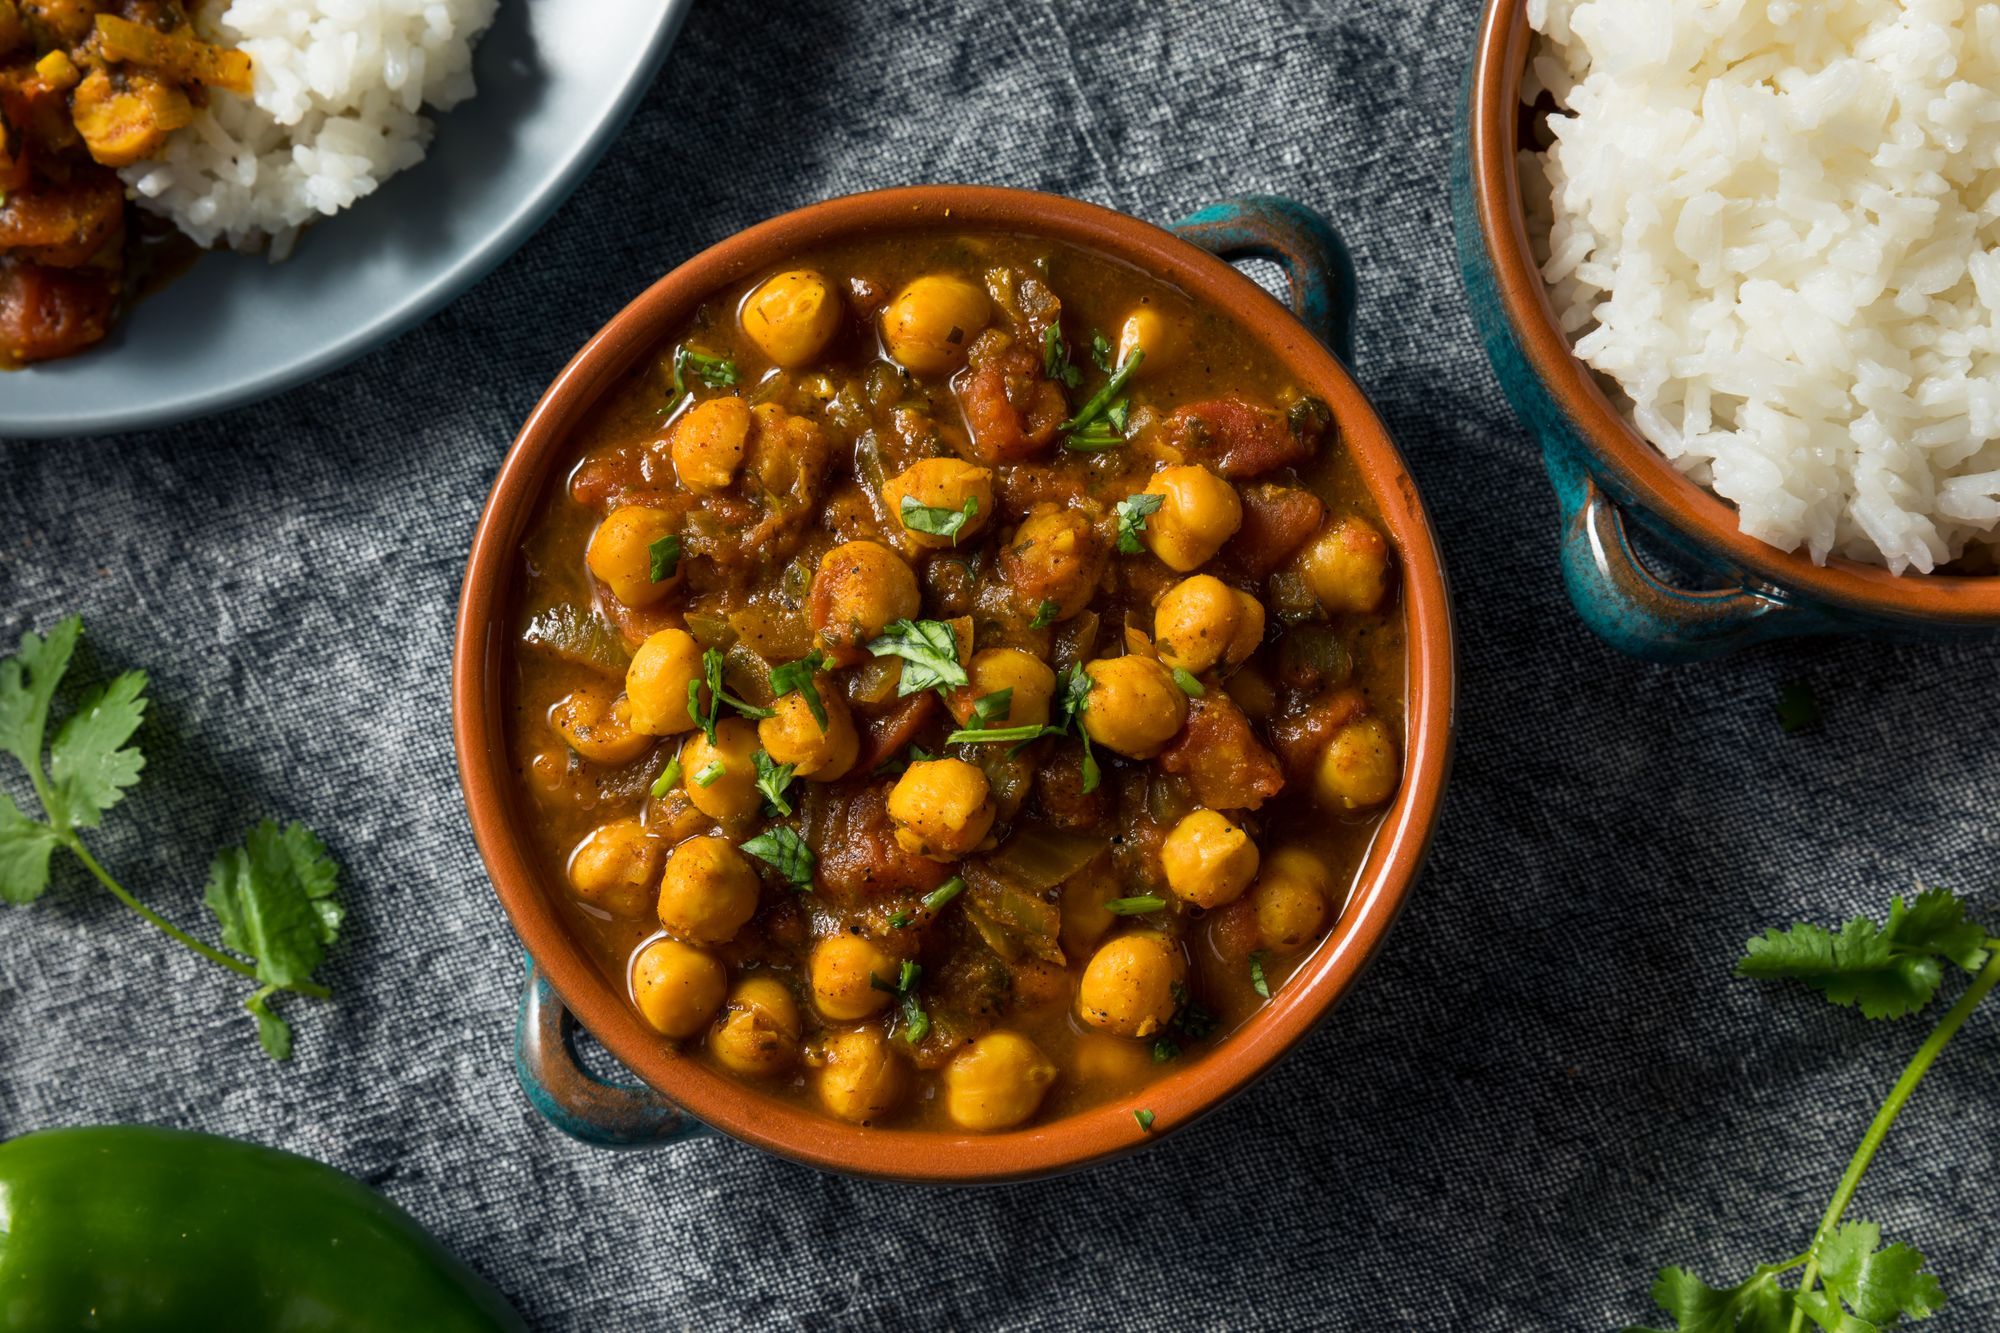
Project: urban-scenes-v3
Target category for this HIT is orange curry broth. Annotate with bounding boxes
[504,229,1405,1132]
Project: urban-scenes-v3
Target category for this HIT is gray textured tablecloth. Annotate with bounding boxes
[3,2,1996,1328]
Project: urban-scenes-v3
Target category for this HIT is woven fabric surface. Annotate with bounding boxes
[3,1,1997,1328]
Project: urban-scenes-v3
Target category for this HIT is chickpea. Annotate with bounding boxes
[943,1031,1057,1132]
[758,685,860,781]
[548,685,653,765]
[1079,656,1188,760]
[809,933,896,1021]
[656,835,761,946]
[1315,716,1400,811]
[1160,809,1260,909]
[1060,869,1118,958]
[808,540,921,665]
[1251,854,1330,957]
[584,506,681,607]
[1153,575,1245,675]
[708,975,802,1078]
[1115,305,1179,373]
[1071,1032,1155,1088]
[740,269,842,368]
[880,274,991,374]
[947,648,1057,730]
[1299,515,1392,614]
[887,757,996,860]
[882,457,995,550]
[625,629,704,735]
[817,1025,908,1124]
[669,397,751,493]
[1141,465,1243,573]
[680,717,762,820]
[567,817,661,917]
[1001,506,1106,622]
[631,938,726,1038]
[1225,590,1267,664]
[1077,933,1185,1037]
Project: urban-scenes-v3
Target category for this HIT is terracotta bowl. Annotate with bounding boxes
[453,185,1456,1182]
[1456,1,2000,660]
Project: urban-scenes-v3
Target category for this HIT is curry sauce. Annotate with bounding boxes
[505,230,1405,1132]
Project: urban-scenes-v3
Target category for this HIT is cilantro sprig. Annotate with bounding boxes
[649,534,682,583]
[0,616,341,1059]
[753,749,797,816]
[767,651,827,732]
[1628,887,1998,1332]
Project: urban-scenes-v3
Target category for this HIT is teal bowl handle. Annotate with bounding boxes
[1171,196,1357,362]
[515,957,709,1148]
[1549,449,1819,660]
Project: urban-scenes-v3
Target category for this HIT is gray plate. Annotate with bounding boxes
[0,0,692,439]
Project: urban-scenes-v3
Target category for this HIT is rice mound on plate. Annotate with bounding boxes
[120,0,499,258]
[1523,0,2000,573]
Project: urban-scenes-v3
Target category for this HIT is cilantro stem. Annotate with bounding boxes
[1786,948,2000,1332]
[60,831,328,1000]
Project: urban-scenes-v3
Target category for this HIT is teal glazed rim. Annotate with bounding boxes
[1453,0,2000,660]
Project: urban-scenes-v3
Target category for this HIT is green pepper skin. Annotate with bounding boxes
[0,1126,528,1333]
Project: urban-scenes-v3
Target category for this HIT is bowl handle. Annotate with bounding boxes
[1550,450,1831,660]
[1170,196,1357,362]
[514,956,709,1148]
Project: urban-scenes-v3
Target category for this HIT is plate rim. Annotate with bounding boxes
[1,0,696,441]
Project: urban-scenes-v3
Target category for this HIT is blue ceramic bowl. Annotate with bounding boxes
[1454,0,2000,660]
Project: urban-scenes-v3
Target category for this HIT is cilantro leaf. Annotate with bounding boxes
[649,534,682,583]
[48,670,146,829]
[742,824,814,889]
[1115,492,1164,554]
[753,749,796,816]
[1043,324,1083,390]
[694,648,775,743]
[900,494,980,546]
[1030,599,1060,629]
[1133,1108,1155,1131]
[0,615,79,770]
[0,793,60,905]
[202,819,343,991]
[1736,889,1991,1019]
[246,988,292,1061]
[661,344,739,415]
[1091,332,1114,372]
[1250,950,1270,999]
[1631,1265,1795,1333]
[970,688,1013,727]
[768,651,828,731]
[1808,1221,1944,1327]
[866,619,968,696]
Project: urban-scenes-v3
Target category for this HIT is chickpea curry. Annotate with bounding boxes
[0,0,247,364]
[506,229,1406,1134]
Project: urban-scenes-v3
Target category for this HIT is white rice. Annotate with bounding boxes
[1524,0,2000,572]
[120,0,498,256]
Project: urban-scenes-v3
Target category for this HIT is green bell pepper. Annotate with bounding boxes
[0,1126,527,1332]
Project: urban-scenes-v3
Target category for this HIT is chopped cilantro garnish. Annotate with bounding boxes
[1133,1108,1155,1132]
[692,647,775,742]
[1062,347,1144,450]
[753,749,796,816]
[648,534,682,583]
[768,651,828,731]
[1151,1038,1181,1063]
[900,493,980,546]
[1091,331,1114,371]
[1042,324,1083,389]
[1114,492,1164,554]
[1250,950,1271,1000]
[1030,599,1061,629]
[1104,895,1167,915]
[970,688,1014,727]
[740,825,814,889]
[870,959,929,1043]
[1170,982,1217,1040]
[660,344,739,415]
[866,619,968,696]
